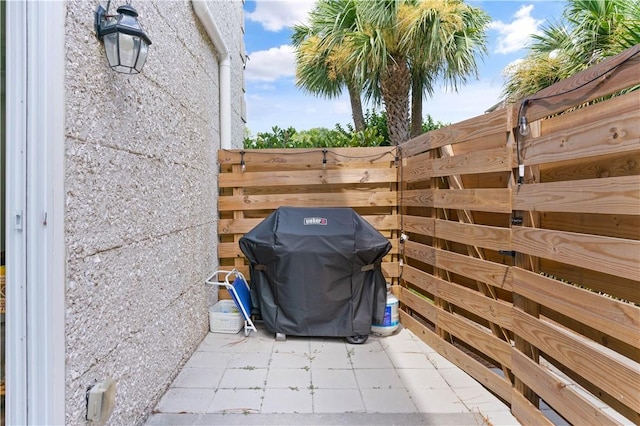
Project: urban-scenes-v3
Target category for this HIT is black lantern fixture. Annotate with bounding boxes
[95,1,152,74]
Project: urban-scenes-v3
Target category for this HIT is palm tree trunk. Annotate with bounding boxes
[347,82,365,132]
[380,56,411,145]
[410,75,423,138]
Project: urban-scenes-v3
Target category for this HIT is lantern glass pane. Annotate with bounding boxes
[118,33,139,68]
[103,33,120,69]
[134,42,148,73]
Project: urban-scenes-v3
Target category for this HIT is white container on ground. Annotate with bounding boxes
[209,300,243,334]
[371,291,399,336]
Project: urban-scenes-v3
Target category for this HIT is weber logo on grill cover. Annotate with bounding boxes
[304,217,327,225]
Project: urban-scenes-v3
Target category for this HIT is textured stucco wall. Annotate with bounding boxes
[64,1,244,424]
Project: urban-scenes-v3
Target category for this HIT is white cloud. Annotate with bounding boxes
[245,45,296,82]
[246,0,316,32]
[489,4,544,54]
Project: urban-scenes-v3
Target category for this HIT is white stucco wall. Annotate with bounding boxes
[63,1,244,424]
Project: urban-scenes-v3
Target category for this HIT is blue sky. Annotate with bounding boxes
[243,0,567,135]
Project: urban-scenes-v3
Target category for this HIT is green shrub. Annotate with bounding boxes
[243,111,447,149]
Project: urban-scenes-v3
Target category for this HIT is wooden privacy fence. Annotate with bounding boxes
[217,147,400,280]
[218,45,639,425]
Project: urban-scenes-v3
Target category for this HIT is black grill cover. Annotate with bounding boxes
[239,207,391,337]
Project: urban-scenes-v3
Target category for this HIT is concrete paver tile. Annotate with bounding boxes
[312,389,365,413]
[310,350,352,369]
[396,367,451,390]
[409,388,467,413]
[311,368,358,389]
[349,349,393,369]
[171,367,225,389]
[198,333,248,353]
[438,367,481,388]
[266,368,312,389]
[156,388,216,413]
[207,388,264,414]
[360,388,418,413]
[218,368,268,389]
[184,351,233,369]
[270,351,311,369]
[380,337,428,353]
[272,337,311,354]
[261,388,313,413]
[348,339,385,353]
[387,351,430,369]
[309,338,348,353]
[427,352,458,369]
[353,368,404,389]
[226,351,272,369]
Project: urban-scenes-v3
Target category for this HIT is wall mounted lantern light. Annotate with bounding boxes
[94,2,151,74]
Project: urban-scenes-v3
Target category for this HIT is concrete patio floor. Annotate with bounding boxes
[145,323,521,425]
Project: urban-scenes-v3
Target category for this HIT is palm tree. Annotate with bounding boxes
[503,0,640,102]
[294,0,489,145]
[292,1,366,131]
[406,2,490,137]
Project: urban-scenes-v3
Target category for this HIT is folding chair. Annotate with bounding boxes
[205,269,257,337]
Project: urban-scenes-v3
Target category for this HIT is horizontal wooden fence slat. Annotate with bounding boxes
[219,191,397,211]
[402,108,510,156]
[511,390,555,426]
[540,259,640,305]
[527,93,640,166]
[434,188,512,213]
[432,146,513,177]
[403,246,513,289]
[540,212,640,241]
[435,249,512,290]
[512,227,640,281]
[401,265,512,329]
[522,44,640,122]
[513,268,640,348]
[219,167,397,187]
[404,240,436,266]
[512,309,640,413]
[401,215,435,237]
[403,152,433,182]
[382,262,400,279]
[512,350,623,426]
[438,305,512,368]
[402,264,438,295]
[400,188,434,208]
[437,279,513,330]
[512,175,640,215]
[400,285,439,324]
[435,219,511,251]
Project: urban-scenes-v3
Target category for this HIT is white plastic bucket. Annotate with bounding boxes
[371,292,399,336]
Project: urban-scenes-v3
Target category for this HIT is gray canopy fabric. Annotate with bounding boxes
[239,207,391,338]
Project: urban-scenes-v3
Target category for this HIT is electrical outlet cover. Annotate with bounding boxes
[86,378,116,425]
